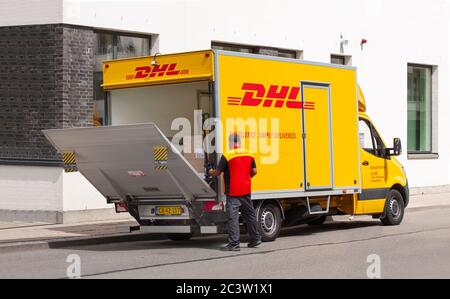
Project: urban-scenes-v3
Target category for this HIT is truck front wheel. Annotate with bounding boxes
[380,189,405,226]
[257,202,282,242]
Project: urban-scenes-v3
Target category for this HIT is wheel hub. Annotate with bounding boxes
[390,198,401,218]
[261,209,275,233]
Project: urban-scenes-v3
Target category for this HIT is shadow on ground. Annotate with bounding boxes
[57,218,381,252]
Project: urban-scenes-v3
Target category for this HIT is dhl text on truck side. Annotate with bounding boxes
[43,50,408,242]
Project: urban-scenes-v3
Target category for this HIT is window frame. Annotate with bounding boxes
[407,63,434,155]
[330,54,352,66]
[211,41,302,59]
[94,30,152,59]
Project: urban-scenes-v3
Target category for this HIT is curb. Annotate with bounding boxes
[406,204,450,212]
[0,232,167,254]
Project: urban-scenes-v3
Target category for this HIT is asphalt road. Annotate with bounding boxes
[1,206,449,279]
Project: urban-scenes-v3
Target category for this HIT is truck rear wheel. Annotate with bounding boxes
[257,202,282,242]
[380,189,405,226]
[167,233,192,241]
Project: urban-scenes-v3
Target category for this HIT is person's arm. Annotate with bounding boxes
[209,156,227,177]
[250,158,257,178]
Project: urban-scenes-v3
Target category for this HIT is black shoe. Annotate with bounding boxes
[221,243,240,251]
[247,240,262,248]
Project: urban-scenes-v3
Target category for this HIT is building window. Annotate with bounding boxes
[407,64,433,154]
[331,54,352,65]
[94,32,151,126]
[211,41,302,59]
[211,42,254,53]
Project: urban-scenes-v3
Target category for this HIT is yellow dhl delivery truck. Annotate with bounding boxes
[43,50,408,242]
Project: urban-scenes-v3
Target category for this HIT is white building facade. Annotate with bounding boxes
[0,0,449,223]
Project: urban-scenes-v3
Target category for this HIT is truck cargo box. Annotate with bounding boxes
[215,51,360,199]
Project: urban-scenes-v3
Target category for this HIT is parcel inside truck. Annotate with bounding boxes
[43,49,407,241]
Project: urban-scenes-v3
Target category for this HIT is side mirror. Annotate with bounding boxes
[393,138,402,156]
[385,138,402,157]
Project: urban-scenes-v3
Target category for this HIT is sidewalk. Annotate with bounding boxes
[0,194,448,253]
[408,193,450,210]
[0,218,162,253]
[0,219,138,244]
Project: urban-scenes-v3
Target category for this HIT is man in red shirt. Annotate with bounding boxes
[209,134,261,251]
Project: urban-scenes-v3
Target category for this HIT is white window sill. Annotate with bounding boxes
[407,153,439,160]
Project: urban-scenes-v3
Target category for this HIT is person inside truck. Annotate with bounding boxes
[208,133,261,251]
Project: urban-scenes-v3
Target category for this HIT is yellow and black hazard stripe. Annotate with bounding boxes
[63,151,78,172]
[153,146,168,170]
[154,165,168,171]
[153,146,168,161]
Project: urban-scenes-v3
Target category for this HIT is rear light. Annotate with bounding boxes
[203,201,224,212]
[115,202,129,213]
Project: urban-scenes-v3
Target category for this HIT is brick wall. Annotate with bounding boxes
[0,24,94,162]
[59,26,94,129]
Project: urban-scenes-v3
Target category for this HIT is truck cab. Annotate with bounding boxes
[356,87,408,225]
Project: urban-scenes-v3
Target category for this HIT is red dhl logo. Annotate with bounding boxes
[126,63,189,80]
[228,83,315,110]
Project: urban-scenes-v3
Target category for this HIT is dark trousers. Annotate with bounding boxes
[226,194,261,246]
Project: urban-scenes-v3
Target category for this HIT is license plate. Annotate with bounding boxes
[157,206,182,216]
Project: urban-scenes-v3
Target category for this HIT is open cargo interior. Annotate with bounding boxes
[109,81,214,175]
